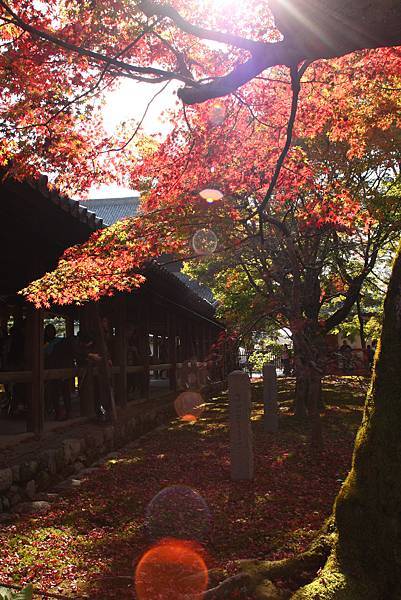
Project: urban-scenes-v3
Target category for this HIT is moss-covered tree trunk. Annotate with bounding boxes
[293,241,401,598]
[217,249,401,599]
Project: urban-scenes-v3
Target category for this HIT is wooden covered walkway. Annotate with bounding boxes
[0,176,225,439]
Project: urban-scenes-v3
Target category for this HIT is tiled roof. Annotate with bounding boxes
[173,272,216,305]
[79,196,140,225]
[145,262,221,323]
[78,195,217,309]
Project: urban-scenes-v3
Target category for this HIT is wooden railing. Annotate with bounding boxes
[0,363,180,383]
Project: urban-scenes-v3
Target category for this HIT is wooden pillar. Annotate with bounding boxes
[181,317,187,362]
[65,315,74,338]
[153,334,158,362]
[192,320,198,358]
[80,366,95,418]
[28,307,44,436]
[207,327,213,352]
[139,295,150,400]
[65,315,75,396]
[168,311,177,391]
[185,318,192,361]
[116,296,127,407]
[78,307,96,418]
[222,335,227,380]
[177,317,183,363]
[196,320,202,358]
[80,303,116,422]
[200,322,206,360]
[93,304,117,422]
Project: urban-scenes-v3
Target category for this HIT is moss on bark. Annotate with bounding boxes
[294,240,401,599]
[332,241,401,596]
[211,245,401,598]
[291,554,380,600]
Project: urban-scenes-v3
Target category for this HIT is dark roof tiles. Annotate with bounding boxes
[79,196,140,225]
[174,272,216,305]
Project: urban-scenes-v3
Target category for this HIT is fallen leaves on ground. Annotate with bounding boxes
[0,377,366,598]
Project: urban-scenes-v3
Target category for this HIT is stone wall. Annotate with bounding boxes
[0,398,175,513]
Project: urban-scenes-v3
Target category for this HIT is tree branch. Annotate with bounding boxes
[239,257,269,299]
[140,0,264,53]
[257,61,311,217]
[0,0,195,85]
[177,0,401,104]
[178,42,297,104]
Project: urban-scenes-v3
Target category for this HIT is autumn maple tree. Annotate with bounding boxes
[3,0,401,599]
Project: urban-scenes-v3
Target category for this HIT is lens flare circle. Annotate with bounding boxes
[209,103,225,125]
[174,390,204,421]
[199,187,223,203]
[146,485,211,543]
[135,538,208,600]
[192,228,218,255]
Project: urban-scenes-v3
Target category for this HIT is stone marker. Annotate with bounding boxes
[228,370,254,480]
[263,363,278,432]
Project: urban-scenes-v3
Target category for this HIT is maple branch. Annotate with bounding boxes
[233,92,278,130]
[322,234,383,334]
[140,0,262,53]
[138,1,305,105]
[178,43,295,104]
[175,1,401,104]
[0,0,195,86]
[258,61,311,217]
[152,31,195,80]
[322,275,365,334]
[3,23,161,134]
[239,257,270,299]
[33,26,160,131]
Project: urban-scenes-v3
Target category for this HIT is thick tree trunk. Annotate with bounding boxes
[209,258,401,596]
[292,240,401,598]
[306,369,323,447]
[293,338,308,419]
[293,335,323,445]
[295,368,323,417]
[356,294,366,350]
[294,368,308,419]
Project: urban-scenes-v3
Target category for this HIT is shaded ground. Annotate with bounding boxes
[0,376,368,599]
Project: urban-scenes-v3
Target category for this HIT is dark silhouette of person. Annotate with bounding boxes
[7,323,26,413]
[44,324,75,420]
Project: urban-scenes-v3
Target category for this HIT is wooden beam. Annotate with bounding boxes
[92,304,117,422]
[79,365,96,418]
[168,311,177,392]
[78,308,95,417]
[30,307,44,436]
[65,316,74,338]
[116,296,127,406]
[139,295,150,400]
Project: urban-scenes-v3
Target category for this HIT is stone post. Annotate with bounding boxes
[228,370,254,480]
[263,363,278,432]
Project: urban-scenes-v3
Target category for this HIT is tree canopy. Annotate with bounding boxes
[21,47,401,311]
[1,0,401,190]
